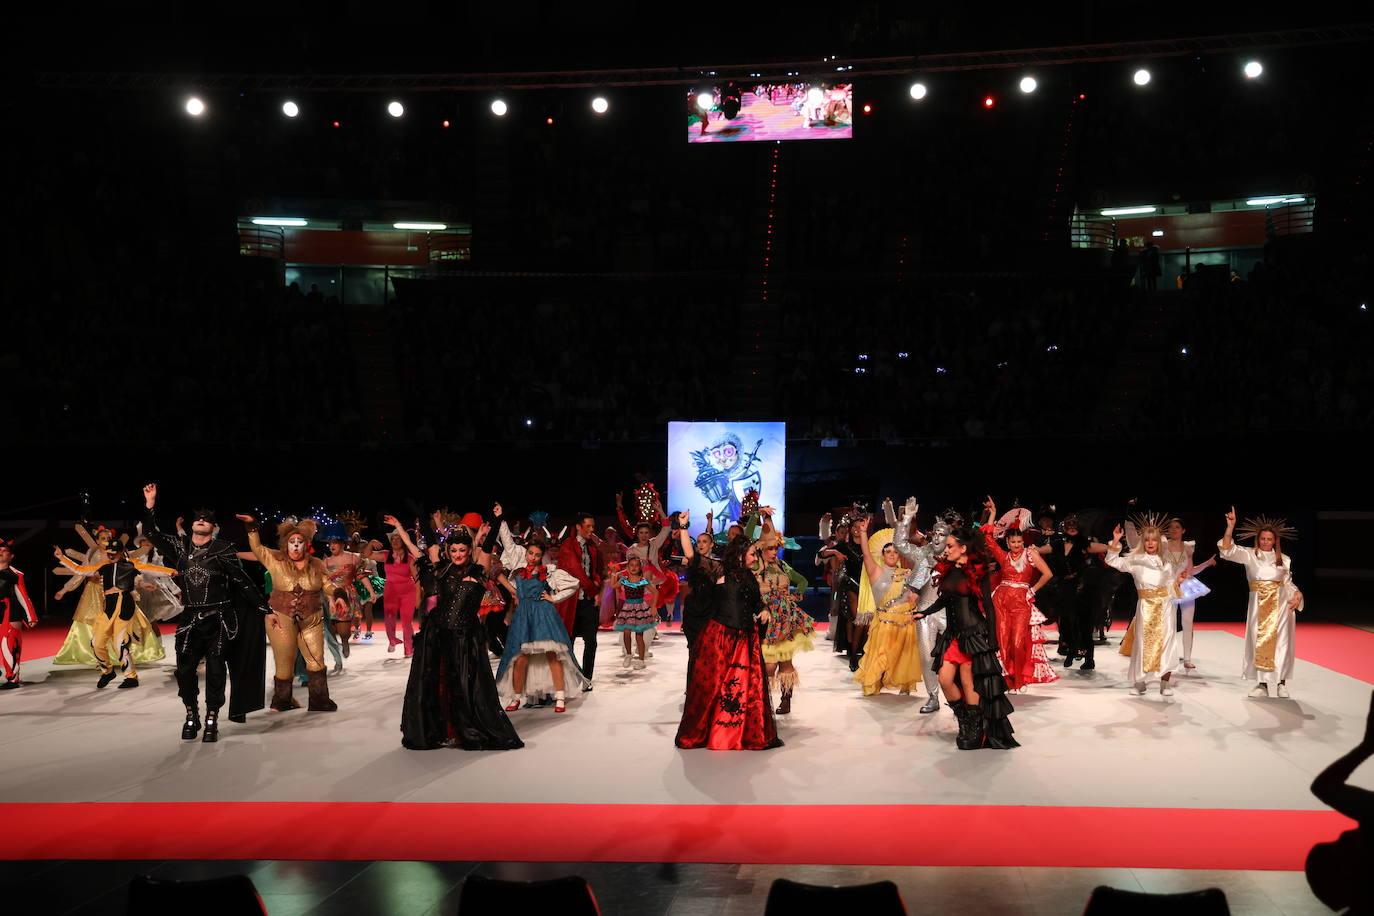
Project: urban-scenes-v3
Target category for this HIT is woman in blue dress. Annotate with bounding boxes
[494,541,589,714]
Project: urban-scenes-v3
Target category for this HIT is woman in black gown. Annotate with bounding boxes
[919,526,1018,750]
[389,520,523,751]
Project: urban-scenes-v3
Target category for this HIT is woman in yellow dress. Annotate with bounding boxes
[852,517,927,697]
[52,525,166,669]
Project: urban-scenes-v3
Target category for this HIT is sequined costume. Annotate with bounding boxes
[144,508,269,734]
[854,555,925,697]
[892,502,952,710]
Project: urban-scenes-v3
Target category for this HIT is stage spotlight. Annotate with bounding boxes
[185,97,205,117]
[546,117,554,125]
[491,99,508,117]
[1133,68,1152,86]
[1245,60,1263,79]
[695,92,714,110]
[524,418,535,428]
[282,100,299,118]
[591,96,609,114]
[909,82,927,100]
[862,103,872,114]
[983,96,995,109]
[387,101,404,118]
[332,120,341,128]
[442,119,451,128]
[1019,76,1037,94]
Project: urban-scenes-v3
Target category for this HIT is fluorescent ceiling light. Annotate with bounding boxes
[1100,206,1156,216]
[1246,196,1305,206]
[251,217,308,227]
[394,222,447,231]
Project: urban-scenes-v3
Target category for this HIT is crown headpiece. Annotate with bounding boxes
[1236,515,1297,544]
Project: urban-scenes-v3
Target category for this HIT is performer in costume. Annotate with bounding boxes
[321,526,362,661]
[754,507,814,715]
[676,536,782,751]
[853,514,926,698]
[53,536,176,689]
[923,526,1017,750]
[380,527,419,656]
[597,527,627,629]
[396,523,523,751]
[143,485,269,742]
[1108,514,1189,697]
[678,512,721,690]
[613,556,657,669]
[616,488,678,622]
[1219,507,1303,698]
[1163,517,1216,671]
[493,539,588,713]
[892,499,956,714]
[52,525,166,670]
[133,530,184,623]
[238,512,349,715]
[554,512,603,689]
[981,498,1057,690]
[1058,514,1106,670]
[815,505,867,670]
[0,538,38,689]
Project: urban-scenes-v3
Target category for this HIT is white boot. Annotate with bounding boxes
[1276,683,1290,698]
[1248,683,1269,698]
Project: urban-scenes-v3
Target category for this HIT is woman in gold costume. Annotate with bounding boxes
[1219,507,1303,699]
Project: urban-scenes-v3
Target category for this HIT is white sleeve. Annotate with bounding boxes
[546,568,580,604]
[1103,544,1131,573]
[1217,540,1248,565]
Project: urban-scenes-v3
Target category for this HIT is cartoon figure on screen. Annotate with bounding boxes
[690,433,764,524]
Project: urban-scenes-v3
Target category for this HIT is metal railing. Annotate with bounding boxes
[237,222,285,259]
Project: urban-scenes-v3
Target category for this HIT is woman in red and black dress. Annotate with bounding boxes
[675,537,782,751]
[921,527,1018,750]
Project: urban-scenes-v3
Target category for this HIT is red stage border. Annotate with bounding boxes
[3,802,1353,869]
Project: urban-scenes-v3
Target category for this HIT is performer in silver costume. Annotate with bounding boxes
[891,497,957,715]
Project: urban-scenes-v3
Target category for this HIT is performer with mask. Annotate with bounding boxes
[53,534,176,690]
[0,538,38,689]
[1219,507,1303,698]
[143,484,269,743]
[236,512,350,716]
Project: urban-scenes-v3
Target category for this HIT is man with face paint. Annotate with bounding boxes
[144,484,270,742]
[0,538,38,689]
[238,512,350,716]
[892,499,954,714]
[53,532,176,690]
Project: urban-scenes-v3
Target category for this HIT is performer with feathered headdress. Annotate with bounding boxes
[1219,507,1304,698]
[1106,512,1191,697]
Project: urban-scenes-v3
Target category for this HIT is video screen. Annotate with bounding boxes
[667,421,786,536]
[686,81,853,143]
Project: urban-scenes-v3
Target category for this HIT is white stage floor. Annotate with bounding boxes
[2,625,1370,811]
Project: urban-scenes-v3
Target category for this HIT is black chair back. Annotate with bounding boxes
[126,874,267,915]
[764,878,907,916]
[458,874,601,915]
[1083,885,1230,915]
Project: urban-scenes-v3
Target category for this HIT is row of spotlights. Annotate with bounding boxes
[906,60,1263,102]
[188,59,1268,120]
[186,96,611,119]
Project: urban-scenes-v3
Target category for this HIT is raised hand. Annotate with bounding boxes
[492,503,503,519]
[1225,506,1236,527]
[143,483,158,509]
[615,492,624,507]
[382,514,401,529]
[1112,523,1124,543]
[236,514,255,523]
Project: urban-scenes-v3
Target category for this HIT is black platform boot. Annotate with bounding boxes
[776,688,793,716]
[181,706,201,740]
[201,708,219,743]
[957,704,985,750]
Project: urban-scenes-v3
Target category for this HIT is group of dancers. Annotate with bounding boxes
[0,481,1304,753]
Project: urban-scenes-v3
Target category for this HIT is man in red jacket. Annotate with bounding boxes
[556,512,602,691]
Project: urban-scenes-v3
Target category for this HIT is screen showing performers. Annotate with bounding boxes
[687,81,854,143]
[668,421,786,535]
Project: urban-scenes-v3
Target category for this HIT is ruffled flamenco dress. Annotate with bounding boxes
[928,565,1018,749]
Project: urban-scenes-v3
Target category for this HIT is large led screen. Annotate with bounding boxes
[687,82,853,143]
[667,421,786,537]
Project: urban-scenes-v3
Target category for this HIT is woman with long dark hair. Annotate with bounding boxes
[390,519,523,751]
[921,526,1018,750]
[675,536,782,751]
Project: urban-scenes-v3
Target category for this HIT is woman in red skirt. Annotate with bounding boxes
[675,537,783,751]
[981,498,1055,691]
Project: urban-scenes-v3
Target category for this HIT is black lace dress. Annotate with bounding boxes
[926,565,1018,749]
[400,559,523,751]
